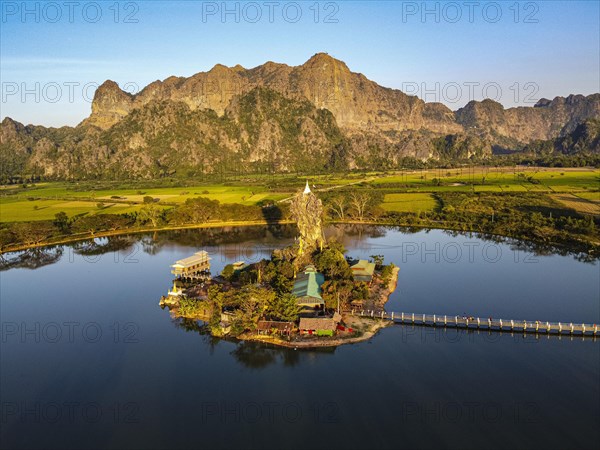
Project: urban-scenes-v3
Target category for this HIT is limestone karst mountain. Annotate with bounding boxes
[1,53,599,180]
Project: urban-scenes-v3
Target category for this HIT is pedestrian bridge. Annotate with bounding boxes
[350,310,599,337]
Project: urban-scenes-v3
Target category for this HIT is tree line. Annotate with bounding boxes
[0,197,287,251]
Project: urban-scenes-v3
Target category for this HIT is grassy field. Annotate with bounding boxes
[380,193,438,213]
[573,191,600,202]
[1,167,598,223]
[0,183,292,222]
[0,199,172,222]
[3,183,288,204]
[551,194,600,216]
[369,167,599,192]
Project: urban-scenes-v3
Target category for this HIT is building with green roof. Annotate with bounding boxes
[292,265,325,307]
[350,259,376,283]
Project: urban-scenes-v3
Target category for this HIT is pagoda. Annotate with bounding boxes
[290,180,325,256]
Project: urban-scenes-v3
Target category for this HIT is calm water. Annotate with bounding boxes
[1,225,599,450]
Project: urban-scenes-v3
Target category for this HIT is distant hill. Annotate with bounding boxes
[1,53,599,180]
[522,118,600,156]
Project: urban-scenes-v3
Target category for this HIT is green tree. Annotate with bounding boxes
[321,279,354,311]
[53,212,70,234]
[137,204,163,227]
[231,286,274,335]
[369,254,384,269]
[12,221,54,246]
[267,293,299,322]
[221,264,235,280]
[207,285,225,332]
[0,228,16,251]
[380,264,394,283]
[314,247,351,280]
[271,273,293,295]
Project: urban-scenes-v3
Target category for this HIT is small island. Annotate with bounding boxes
[160,182,399,348]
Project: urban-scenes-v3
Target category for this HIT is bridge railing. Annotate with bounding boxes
[348,309,599,336]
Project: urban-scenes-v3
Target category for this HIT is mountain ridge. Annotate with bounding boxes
[1,53,599,180]
[80,53,599,145]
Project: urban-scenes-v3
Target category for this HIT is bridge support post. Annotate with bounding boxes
[477,318,480,329]
[488,318,491,328]
[582,324,585,334]
[433,314,436,326]
[594,325,598,336]
[570,323,574,335]
[401,312,404,322]
[371,310,374,318]
[547,322,551,333]
[412,313,415,323]
[444,315,447,325]
[523,320,527,332]
[559,322,562,333]
[391,312,394,321]
[381,311,384,319]
[422,314,425,324]
[511,320,514,330]
[500,319,503,329]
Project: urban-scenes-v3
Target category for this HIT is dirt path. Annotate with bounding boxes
[276,176,376,203]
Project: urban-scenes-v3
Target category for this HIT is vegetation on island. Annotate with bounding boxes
[167,239,395,342]
[162,183,398,344]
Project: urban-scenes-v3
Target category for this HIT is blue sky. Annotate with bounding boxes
[1,0,599,126]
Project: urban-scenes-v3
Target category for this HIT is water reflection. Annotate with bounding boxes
[173,317,224,353]
[0,225,597,273]
[0,246,63,270]
[1,223,597,450]
[230,341,337,369]
[72,236,137,255]
[173,317,334,369]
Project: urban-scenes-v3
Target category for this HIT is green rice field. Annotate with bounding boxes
[1,167,598,223]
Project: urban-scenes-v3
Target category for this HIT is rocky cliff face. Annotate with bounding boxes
[82,53,598,147]
[455,94,600,146]
[83,53,464,136]
[2,89,350,179]
[522,118,600,155]
[2,53,599,180]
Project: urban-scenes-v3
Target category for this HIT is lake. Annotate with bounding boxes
[1,225,598,450]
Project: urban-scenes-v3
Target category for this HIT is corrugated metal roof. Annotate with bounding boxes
[292,269,325,301]
[172,251,211,268]
[350,260,375,279]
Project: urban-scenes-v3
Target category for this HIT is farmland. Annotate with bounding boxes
[380,193,438,213]
[0,183,290,223]
[1,167,598,224]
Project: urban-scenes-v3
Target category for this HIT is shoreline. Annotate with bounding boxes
[239,316,393,349]
[166,267,400,349]
[0,219,294,254]
[2,218,597,257]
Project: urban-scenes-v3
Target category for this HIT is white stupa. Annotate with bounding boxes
[303,180,311,194]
